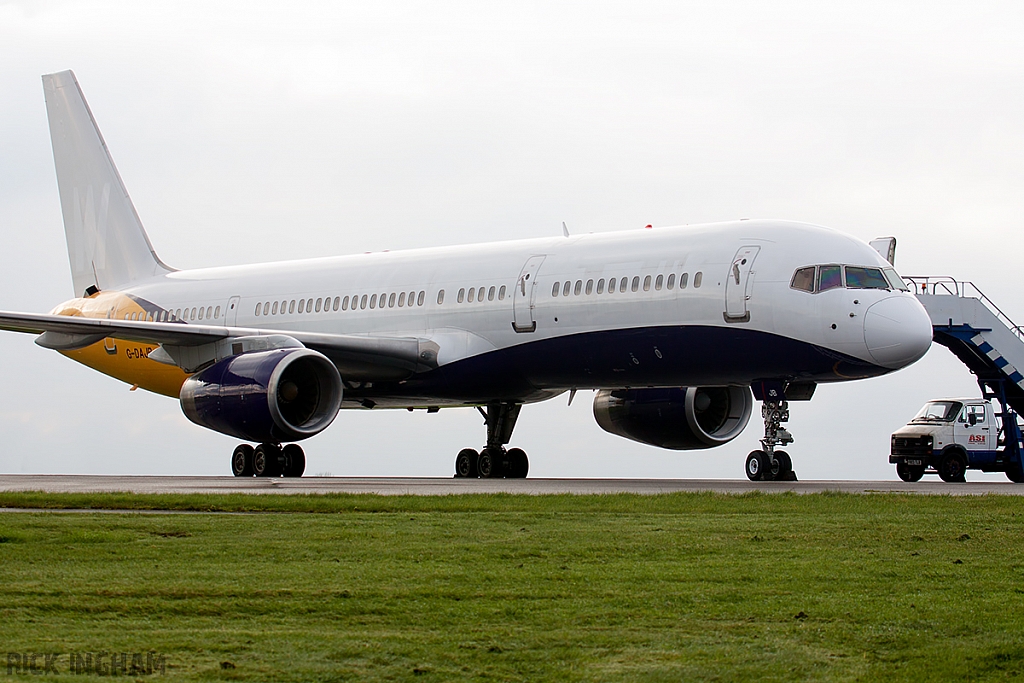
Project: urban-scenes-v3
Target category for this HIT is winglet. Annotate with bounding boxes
[42,70,174,297]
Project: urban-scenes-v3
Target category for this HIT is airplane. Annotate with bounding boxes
[0,70,934,480]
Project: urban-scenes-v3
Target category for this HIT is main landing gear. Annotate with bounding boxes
[745,398,798,482]
[454,402,530,478]
[231,443,306,478]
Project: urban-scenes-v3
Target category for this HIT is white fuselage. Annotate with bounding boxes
[116,219,932,408]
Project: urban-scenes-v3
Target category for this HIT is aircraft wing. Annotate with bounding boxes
[0,310,438,379]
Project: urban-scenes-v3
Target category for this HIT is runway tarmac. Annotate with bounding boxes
[1,474,1022,496]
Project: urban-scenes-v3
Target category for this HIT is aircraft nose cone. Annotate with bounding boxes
[863,295,933,368]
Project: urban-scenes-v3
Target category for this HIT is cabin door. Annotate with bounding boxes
[512,256,546,333]
[724,246,759,323]
[226,296,241,326]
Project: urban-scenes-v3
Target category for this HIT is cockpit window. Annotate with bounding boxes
[791,267,815,293]
[845,266,889,289]
[883,268,910,292]
[818,265,843,292]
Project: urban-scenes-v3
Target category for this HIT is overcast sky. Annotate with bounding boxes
[1,1,1022,480]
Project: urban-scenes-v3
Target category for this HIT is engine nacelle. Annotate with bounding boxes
[180,348,343,442]
[593,386,753,450]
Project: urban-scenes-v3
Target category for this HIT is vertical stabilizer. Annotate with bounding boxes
[42,70,173,297]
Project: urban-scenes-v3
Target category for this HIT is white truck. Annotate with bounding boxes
[890,397,1024,483]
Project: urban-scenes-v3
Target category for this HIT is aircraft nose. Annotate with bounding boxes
[863,295,933,368]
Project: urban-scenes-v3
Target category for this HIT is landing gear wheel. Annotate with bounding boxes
[938,450,967,483]
[745,450,768,481]
[253,443,283,477]
[282,444,305,478]
[1006,464,1024,483]
[231,444,254,477]
[896,462,925,482]
[506,448,529,479]
[478,448,505,478]
[455,449,480,478]
[772,450,793,480]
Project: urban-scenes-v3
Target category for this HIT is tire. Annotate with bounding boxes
[455,449,479,478]
[253,443,282,477]
[1006,463,1024,484]
[896,461,925,482]
[231,444,254,477]
[938,450,967,483]
[745,451,767,481]
[282,444,305,478]
[507,448,529,479]
[773,450,793,479]
[477,448,504,479]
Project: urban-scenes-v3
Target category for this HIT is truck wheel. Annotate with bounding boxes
[938,450,967,483]
[1006,464,1024,484]
[896,462,925,482]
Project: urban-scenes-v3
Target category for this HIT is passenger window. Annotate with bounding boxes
[289,300,296,314]
[437,290,445,305]
[333,297,340,311]
[342,296,349,311]
[552,282,560,297]
[597,279,604,294]
[679,273,688,289]
[498,285,506,300]
[418,291,425,306]
[175,309,181,319]
[313,298,320,313]
[398,292,406,307]
[643,275,651,291]
[199,307,205,320]
[818,265,843,291]
[845,266,889,290]
[254,304,261,317]
[620,278,628,293]
[388,293,395,308]
[607,277,616,293]
[468,287,475,303]
[563,281,571,297]
[586,279,593,295]
[216,306,221,318]
[272,302,279,315]
[360,294,368,309]
[667,274,675,290]
[574,280,582,296]
[369,294,377,309]
[488,286,495,301]
[631,276,640,292]
[693,272,702,288]
[791,267,815,293]
[458,288,465,303]
[655,275,663,291]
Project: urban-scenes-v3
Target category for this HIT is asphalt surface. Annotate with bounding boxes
[0,475,1022,496]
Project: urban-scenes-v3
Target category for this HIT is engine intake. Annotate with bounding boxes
[593,386,753,449]
[180,348,343,442]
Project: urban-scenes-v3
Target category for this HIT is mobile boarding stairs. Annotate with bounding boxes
[908,276,1024,477]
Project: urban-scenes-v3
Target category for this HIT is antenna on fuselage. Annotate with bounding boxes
[562,221,570,238]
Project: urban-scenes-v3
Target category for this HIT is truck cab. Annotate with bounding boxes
[890,398,1024,483]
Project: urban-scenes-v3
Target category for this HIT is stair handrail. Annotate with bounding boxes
[905,276,1024,342]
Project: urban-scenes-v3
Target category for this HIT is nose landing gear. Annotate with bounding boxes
[454,402,530,479]
[745,398,798,481]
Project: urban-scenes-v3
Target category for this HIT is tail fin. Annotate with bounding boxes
[42,70,173,297]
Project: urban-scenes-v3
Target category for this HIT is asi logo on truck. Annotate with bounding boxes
[968,434,986,444]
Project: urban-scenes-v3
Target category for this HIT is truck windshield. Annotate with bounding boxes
[912,401,963,422]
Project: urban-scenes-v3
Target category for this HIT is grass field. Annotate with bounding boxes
[1,491,1022,681]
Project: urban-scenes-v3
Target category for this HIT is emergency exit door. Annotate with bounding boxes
[724,246,759,323]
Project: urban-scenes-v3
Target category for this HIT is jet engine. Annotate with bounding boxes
[180,348,343,442]
[593,386,753,449]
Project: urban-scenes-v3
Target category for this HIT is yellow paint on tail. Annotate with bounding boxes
[51,291,190,398]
